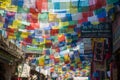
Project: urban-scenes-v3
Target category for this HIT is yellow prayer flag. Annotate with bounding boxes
[64,54,70,62]
[0,2,10,9]
[67,45,71,49]
[38,44,45,48]
[78,33,81,37]
[49,13,57,22]
[21,32,29,38]
[12,20,21,27]
[71,63,74,66]
[0,23,3,28]
[75,58,80,63]
[32,39,39,45]
[46,39,51,43]
[40,39,45,45]
[0,0,11,3]
[59,22,69,26]
[0,0,4,2]
[66,39,72,43]
[6,5,18,12]
[66,28,74,33]
[39,56,45,66]
[70,7,78,14]
[52,26,59,29]
[8,36,16,39]
[58,67,62,72]
[8,25,17,29]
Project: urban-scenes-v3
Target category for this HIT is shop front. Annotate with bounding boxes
[90,38,112,80]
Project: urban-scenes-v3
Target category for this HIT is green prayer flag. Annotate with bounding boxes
[19,25,25,29]
[0,30,2,34]
[17,7,29,13]
[45,55,50,59]
[15,31,22,38]
[69,21,77,25]
[39,12,48,21]
[78,7,82,12]
[60,57,64,62]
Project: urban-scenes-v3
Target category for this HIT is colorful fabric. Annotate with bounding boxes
[0,0,119,77]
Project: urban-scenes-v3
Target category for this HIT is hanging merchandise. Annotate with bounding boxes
[94,41,104,61]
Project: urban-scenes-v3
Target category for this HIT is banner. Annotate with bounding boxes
[80,23,112,38]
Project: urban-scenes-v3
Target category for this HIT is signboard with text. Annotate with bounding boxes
[80,23,112,38]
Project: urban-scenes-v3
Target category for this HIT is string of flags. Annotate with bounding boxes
[0,0,119,78]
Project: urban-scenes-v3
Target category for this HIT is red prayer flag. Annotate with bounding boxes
[82,11,93,18]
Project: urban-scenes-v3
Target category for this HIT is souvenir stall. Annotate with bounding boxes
[90,38,113,80]
[0,0,120,80]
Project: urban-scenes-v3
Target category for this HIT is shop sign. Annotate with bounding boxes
[80,23,111,38]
